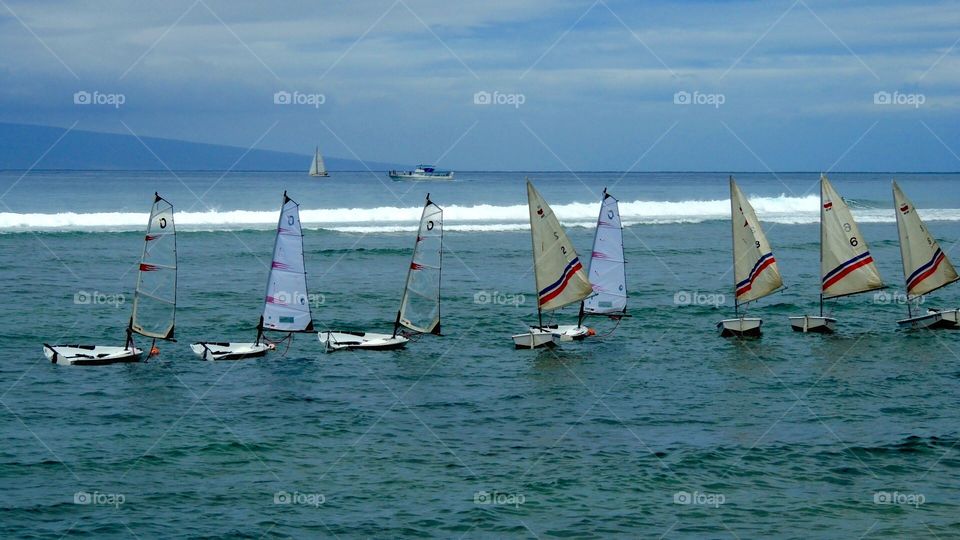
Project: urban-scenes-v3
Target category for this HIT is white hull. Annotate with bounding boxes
[512,328,558,349]
[545,324,593,341]
[309,172,329,177]
[788,315,837,334]
[717,317,762,337]
[190,342,274,361]
[897,308,960,330]
[320,331,409,352]
[388,172,454,181]
[43,344,142,365]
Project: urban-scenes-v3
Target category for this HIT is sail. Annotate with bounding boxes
[893,181,959,298]
[583,190,627,315]
[130,193,177,340]
[309,147,326,176]
[262,192,314,332]
[397,196,443,334]
[820,175,883,298]
[730,177,783,303]
[528,180,593,311]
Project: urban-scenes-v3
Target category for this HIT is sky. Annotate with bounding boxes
[1,0,959,171]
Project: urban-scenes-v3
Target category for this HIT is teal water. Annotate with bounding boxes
[1,172,959,538]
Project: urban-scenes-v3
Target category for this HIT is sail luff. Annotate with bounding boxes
[583,189,627,316]
[893,181,959,298]
[261,192,315,332]
[397,195,443,334]
[730,177,783,304]
[130,193,177,340]
[527,180,593,312]
[820,175,884,299]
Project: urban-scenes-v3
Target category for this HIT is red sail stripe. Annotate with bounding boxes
[822,256,873,291]
[735,257,776,297]
[139,263,158,272]
[907,252,945,292]
[538,261,583,306]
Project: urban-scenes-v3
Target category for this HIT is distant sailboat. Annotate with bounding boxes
[44,193,177,365]
[191,192,315,360]
[718,177,784,337]
[321,194,443,351]
[513,180,594,349]
[549,188,627,340]
[790,174,884,333]
[892,181,960,329]
[309,147,329,177]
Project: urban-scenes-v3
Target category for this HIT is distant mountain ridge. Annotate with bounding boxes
[0,123,406,171]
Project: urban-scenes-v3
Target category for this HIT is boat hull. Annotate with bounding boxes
[897,309,960,330]
[512,328,558,349]
[788,315,837,334]
[545,324,593,341]
[388,173,454,181]
[190,342,274,361]
[43,344,143,365]
[320,331,409,352]
[309,172,329,177]
[717,318,762,337]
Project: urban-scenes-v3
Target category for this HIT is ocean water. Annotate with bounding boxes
[1,171,959,538]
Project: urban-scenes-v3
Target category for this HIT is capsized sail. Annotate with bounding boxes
[130,193,177,340]
[262,192,314,332]
[397,195,443,334]
[730,177,783,304]
[583,190,627,315]
[893,181,959,298]
[528,180,593,311]
[820,175,883,298]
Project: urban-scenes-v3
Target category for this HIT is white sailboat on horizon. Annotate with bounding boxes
[513,179,594,349]
[718,176,784,337]
[892,181,960,329]
[790,174,884,333]
[321,194,443,351]
[44,193,177,365]
[191,191,315,360]
[309,147,329,177]
[549,188,627,340]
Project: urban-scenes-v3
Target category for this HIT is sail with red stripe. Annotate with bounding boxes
[820,175,883,298]
[893,181,958,298]
[730,177,783,303]
[261,193,314,332]
[130,193,177,340]
[398,196,443,334]
[528,180,592,311]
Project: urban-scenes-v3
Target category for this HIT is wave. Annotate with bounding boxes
[3,195,959,233]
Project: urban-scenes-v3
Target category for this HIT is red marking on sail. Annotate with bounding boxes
[410,262,424,270]
[538,260,583,306]
[272,261,290,270]
[537,207,544,217]
[900,204,910,214]
[139,263,158,272]
[822,256,874,290]
[823,201,833,210]
[145,234,158,241]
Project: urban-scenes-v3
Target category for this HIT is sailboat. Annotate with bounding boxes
[309,147,329,177]
[44,193,177,365]
[790,174,884,333]
[892,181,960,329]
[548,188,627,340]
[191,192,315,360]
[320,194,442,351]
[717,177,784,337]
[512,180,594,349]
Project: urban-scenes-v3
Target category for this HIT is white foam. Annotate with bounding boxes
[2,195,958,232]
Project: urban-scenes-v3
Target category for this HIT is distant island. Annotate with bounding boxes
[0,123,406,172]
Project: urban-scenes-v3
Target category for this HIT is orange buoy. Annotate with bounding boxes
[587,328,596,336]
[149,344,160,357]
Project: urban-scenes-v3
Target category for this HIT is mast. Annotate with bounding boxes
[730,176,738,317]
[819,174,824,317]
[529,178,543,328]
